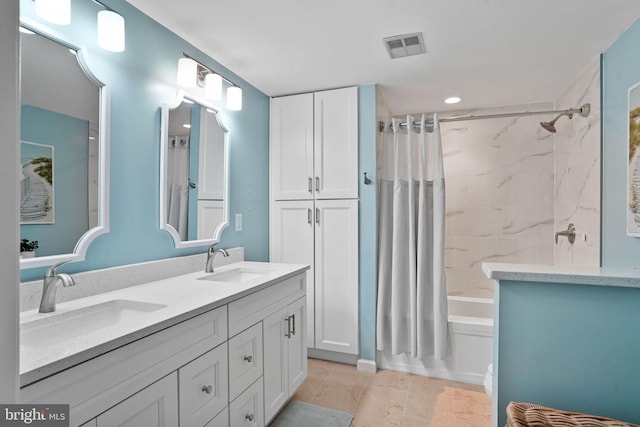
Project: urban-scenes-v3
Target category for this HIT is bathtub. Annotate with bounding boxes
[377,295,494,385]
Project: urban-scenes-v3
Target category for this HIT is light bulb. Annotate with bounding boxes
[227,86,242,111]
[205,73,223,100]
[35,0,70,25]
[97,10,125,52]
[177,58,197,88]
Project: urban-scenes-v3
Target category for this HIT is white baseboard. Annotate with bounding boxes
[356,359,377,373]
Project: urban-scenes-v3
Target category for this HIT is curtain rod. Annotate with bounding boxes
[379,105,589,132]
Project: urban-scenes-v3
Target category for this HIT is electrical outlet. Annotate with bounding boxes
[235,214,242,231]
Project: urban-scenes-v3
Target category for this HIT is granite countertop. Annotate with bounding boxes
[482,262,640,289]
[20,261,309,387]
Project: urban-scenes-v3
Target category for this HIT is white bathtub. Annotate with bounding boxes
[377,295,494,385]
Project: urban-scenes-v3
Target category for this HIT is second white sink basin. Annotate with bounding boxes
[198,267,274,283]
[21,299,167,348]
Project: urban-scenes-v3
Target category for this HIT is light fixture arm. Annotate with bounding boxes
[181,52,239,88]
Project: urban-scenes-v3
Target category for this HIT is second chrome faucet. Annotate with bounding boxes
[205,244,229,273]
[39,260,77,313]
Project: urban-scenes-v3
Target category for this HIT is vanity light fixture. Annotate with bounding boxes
[35,0,71,26]
[177,53,243,110]
[183,124,192,129]
[97,9,125,52]
[445,96,461,104]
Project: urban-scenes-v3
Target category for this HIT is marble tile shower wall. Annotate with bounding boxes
[554,58,601,267]
[441,103,556,298]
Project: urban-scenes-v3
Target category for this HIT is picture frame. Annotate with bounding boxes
[20,140,55,224]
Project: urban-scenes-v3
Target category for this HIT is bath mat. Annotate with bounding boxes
[269,400,353,427]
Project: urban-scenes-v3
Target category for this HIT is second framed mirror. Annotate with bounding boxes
[160,92,229,248]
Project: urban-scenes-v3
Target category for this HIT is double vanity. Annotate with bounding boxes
[19,258,309,427]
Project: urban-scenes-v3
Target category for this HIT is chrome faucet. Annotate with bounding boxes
[205,244,229,273]
[39,260,77,313]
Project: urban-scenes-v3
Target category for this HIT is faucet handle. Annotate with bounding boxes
[45,259,73,277]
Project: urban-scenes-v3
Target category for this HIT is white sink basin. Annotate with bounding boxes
[198,267,274,283]
[21,299,167,348]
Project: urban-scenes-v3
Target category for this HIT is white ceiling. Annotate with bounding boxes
[127,0,640,115]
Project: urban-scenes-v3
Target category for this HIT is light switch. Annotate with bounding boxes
[235,214,243,231]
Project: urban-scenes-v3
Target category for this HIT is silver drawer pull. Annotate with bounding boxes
[315,176,320,192]
[285,316,292,338]
[243,355,253,363]
[291,314,296,336]
[202,385,213,394]
[245,413,254,422]
[308,177,312,193]
[307,208,312,225]
[315,208,320,225]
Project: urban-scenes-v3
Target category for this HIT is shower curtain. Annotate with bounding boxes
[376,114,449,360]
[167,135,189,240]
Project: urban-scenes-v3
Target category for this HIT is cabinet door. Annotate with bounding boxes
[314,199,359,354]
[313,87,358,200]
[270,200,315,347]
[229,378,264,427]
[178,344,228,427]
[263,306,288,423]
[287,296,308,393]
[97,373,178,427]
[271,93,314,200]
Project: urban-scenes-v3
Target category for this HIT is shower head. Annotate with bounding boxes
[540,103,590,133]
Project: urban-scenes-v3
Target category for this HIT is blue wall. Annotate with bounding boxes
[21,106,89,257]
[602,18,640,267]
[495,280,640,426]
[19,0,270,281]
[358,85,377,362]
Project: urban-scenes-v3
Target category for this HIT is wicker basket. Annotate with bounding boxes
[506,402,640,427]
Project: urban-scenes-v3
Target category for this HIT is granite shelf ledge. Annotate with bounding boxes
[482,262,640,289]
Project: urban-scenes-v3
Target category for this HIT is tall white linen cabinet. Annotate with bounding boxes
[270,87,359,356]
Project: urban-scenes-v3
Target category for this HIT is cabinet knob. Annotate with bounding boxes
[245,413,254,422]
[244,355,253,363]
[202,385,213,394]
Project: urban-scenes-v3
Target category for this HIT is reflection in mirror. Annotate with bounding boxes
[19,26,109,269]
[160,93,229,248]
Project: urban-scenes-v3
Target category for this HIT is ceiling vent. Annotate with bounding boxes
[383,32,426,59]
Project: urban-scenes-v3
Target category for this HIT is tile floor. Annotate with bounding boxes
[291,358,491,427]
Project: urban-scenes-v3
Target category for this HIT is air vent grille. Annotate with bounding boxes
[383,32,426,59]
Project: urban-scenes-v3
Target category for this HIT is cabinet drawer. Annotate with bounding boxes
[228,274,305,337]
[205,407,228,427]
[229,378,264,427]
[228,323,263,401]
[179,343,228,427]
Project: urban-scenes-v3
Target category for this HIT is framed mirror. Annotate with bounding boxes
[19,25,110,269]
[160,92,229,248]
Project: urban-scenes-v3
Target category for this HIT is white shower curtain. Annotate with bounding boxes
[376,114,449,360]
[167,136,189,240]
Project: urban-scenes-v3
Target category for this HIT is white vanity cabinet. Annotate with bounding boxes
[20,269,307,427]
[270,86,359,356]
[263,296,307,423]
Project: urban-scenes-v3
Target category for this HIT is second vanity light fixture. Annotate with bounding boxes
[177,53,243,111]
[34,0,126,53]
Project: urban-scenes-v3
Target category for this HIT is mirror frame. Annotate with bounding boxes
[160,91,230,248]
[19,24,111,270]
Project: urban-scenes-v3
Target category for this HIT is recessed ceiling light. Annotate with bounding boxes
[183,124,191,129]
[445,97,461,104]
